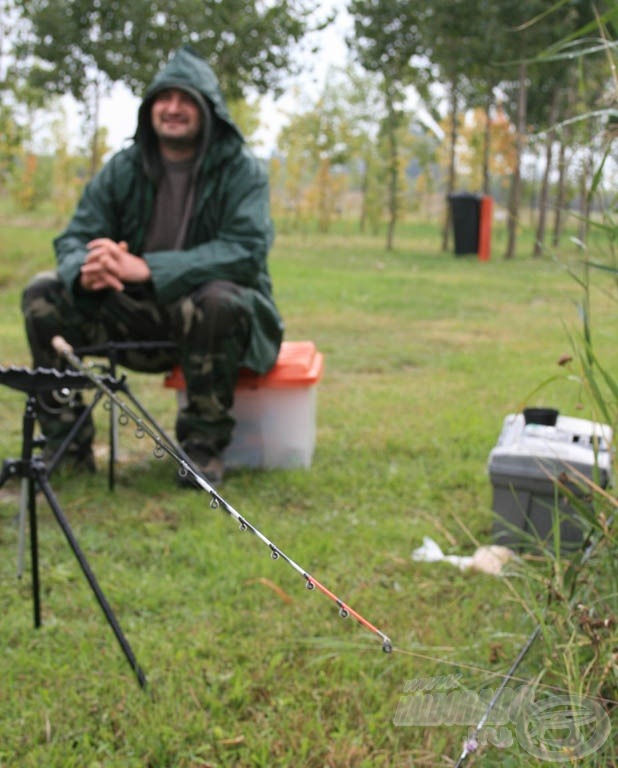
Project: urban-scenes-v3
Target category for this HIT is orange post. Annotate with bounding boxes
[478,195,493,261]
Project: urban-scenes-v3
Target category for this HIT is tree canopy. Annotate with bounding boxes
[11,0,321,101]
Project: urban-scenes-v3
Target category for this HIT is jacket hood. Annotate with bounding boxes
[136,46,244,180]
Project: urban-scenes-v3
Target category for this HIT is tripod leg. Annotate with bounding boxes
[109,400,117,492]
[45,391,104,477]
[108,354,118,492]
[28,476,42,628]
[36,473,147,688]
[17,478,28,578]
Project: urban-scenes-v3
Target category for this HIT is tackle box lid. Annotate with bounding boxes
[488,412,613,482]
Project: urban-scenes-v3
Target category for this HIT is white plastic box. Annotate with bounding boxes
[488,410,613,552]
[165,341,324,470]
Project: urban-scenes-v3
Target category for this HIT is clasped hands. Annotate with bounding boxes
[80,238,151,292]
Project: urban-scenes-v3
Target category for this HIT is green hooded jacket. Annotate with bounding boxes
[54,46,283,374]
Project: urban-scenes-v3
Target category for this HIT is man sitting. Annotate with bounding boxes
[21,46,283,485]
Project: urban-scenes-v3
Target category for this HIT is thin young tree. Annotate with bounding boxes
[348,0,428,250]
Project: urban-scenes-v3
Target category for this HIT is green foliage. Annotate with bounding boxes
[483,18,618,762]
[0,106,27,193]
[512,243,618,762]
[276,70,368,233]
[12,0,318,101]
[9,152,52,211]
[348,0,427,91]
[227,98,262,145]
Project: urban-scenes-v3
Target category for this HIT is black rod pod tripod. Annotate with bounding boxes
[0,366,147,689]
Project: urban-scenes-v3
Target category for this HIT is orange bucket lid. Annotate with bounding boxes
[164,341,324,390]
[238,341,324,389]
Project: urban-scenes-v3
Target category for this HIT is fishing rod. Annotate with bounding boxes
[51,336,394,654]
[453,624,541,767]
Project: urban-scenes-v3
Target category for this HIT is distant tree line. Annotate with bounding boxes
[0,0,615,257]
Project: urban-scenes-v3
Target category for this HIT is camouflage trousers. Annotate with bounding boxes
[21,272,252,454]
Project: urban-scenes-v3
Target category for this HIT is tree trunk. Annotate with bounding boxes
[577,145,594,245]
[359,156,369,234]
[505,62,527,260]
[441,80,458,252]
[552,134,568,247]
[482,84,494,195]
[533,94,558,258]
[89,78,101,180]
[384,89,399,252]
[552,84,574,248]
[317,157,331,233]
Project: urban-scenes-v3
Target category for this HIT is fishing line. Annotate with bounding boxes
[51,337,393,654]
[388,645,617,706]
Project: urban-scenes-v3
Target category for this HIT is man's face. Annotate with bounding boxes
[151,88,202,149]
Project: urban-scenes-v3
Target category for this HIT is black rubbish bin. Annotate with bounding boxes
[448,192,481,256]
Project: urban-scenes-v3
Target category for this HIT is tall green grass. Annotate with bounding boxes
[0,218,615,766]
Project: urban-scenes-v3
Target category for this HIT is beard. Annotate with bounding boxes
[158,133,200,153]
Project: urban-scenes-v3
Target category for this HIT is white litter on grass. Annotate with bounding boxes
[412,536,516,575]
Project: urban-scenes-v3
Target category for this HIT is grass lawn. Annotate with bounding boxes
[0,217,616,767]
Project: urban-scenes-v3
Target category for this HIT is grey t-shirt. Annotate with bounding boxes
[144,157,195,252]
